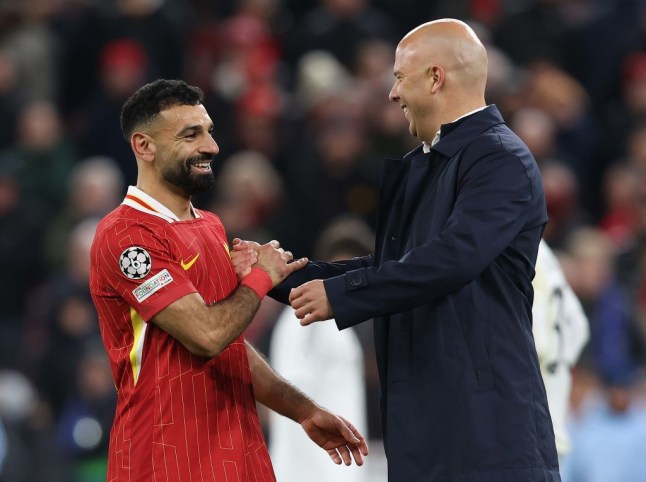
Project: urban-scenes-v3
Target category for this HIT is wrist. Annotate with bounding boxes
[241,267,273,299]
[293,398,319,424]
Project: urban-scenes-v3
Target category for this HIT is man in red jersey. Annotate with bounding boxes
[89,79,368,482]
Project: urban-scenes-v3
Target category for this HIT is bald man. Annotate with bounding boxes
[266,19,559,481]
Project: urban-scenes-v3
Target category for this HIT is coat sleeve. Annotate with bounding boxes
[325,146,541,327]
[268,255,374,304]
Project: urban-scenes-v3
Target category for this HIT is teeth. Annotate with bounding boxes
[194,162,210,168]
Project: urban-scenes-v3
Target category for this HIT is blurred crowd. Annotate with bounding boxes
[1,0,646,480]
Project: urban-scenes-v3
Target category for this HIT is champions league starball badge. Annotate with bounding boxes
[119,246,152,279]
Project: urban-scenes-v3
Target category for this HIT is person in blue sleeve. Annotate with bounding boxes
[246,18,560,482]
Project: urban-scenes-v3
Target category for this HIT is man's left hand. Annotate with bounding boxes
[300,409,369,466]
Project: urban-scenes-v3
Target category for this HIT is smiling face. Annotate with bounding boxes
[388,20,489,144]
[150,103,220,196]
[388,41,436,142]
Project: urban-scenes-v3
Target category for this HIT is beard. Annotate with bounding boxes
[162,154,214,196]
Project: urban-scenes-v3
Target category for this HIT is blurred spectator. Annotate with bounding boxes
[511,107,561,167]
[25,219,100,421]
[45,156,124,271]
[561,369,646,482]
[284,0,398,70]
[212,8,281,102]
[288,57,380,251]
[99,0,186,81]
[0,0,60,100]
[0,161,47,369]
[268,215,374,482]
[0,50,27,150]
[598,49,646,206]
[232,83,290,173]
[522,61,601,206]
[209,150,288,245]
[483,43,523,114]
[564,227,638,378]
[55,341,115,482]
[0,369,69,482]
[0,99,77,218]
[564,0,643,104]
[598,161,640,249]
[294,49,354,112]
[598,123,646,248]
[492,0,570,66]
[541,161,585,249]
[73,38,150,183]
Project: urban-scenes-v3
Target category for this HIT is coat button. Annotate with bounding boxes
[349,278,363,287]
[391,235,398,241]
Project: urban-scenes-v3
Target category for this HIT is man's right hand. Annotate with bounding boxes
[255,240,308,286]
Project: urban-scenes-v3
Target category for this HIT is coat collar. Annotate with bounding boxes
[430,104,505,158]
[392,104,505,164]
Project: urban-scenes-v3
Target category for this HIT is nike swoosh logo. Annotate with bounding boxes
[180,254,200,271]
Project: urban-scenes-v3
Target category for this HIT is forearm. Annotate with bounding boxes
[204,286,263,355]
[246,342,317,423]
[153,284,264,358]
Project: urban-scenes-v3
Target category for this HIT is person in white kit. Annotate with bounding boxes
[532,239,590,464]
[268,217,372,482]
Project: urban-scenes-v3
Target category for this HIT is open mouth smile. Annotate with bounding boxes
[190,161,212,173]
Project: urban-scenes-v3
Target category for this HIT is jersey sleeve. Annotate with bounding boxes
[95,220,197,321]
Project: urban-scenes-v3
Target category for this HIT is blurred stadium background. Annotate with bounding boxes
[1,0,646,480]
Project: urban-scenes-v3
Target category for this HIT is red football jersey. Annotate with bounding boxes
[90,186,275,482]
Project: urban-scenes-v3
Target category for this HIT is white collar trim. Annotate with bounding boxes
[122,186,201,223]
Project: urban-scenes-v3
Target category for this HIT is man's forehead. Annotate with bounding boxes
[154,103,212,131]
[159,103,209,122]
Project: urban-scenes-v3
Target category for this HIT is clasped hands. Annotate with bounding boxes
[230,238,333,325]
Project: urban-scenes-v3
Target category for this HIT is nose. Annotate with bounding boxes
[202,133,220,156]
[388,82,399,103]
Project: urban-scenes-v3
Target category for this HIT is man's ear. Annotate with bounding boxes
[429,65,445,94]
[131,132,156,162]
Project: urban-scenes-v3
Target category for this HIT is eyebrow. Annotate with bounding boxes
[176,123,213,137]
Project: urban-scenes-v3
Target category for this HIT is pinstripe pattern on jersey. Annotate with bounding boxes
[90,187,275,481]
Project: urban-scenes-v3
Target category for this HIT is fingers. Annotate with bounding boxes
[337,416,361,446]
[326,448,342,465]
[326,444,362,467]
[299,313,316,326]
[348,442,365,466]
[335,417,367,466]
[288,285,302,305]
[289,284,319,325]
[339,416,368,452]
[232,239,261,251]
[285,257,308,275]
[338,445,353,466]
[289,288,308,316]
[230,249,258,267]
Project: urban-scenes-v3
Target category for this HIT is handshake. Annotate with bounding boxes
[230,238,332,325]
[230,238,308,287]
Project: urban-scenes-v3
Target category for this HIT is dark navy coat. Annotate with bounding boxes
[272,106,561,481]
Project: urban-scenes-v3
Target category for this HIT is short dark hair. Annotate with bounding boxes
[120,79,205,141]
